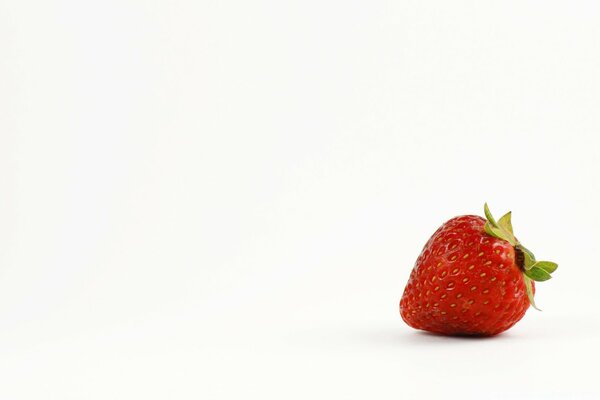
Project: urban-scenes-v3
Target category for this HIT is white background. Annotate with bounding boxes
[1,1,599,399]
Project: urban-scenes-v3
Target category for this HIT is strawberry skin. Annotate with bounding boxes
[400,213,538,336]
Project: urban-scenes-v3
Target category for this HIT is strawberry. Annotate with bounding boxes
[399,204,557,336]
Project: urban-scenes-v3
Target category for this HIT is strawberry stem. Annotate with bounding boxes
[483,203,557,310]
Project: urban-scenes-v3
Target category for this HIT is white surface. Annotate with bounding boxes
[1,1,600,398]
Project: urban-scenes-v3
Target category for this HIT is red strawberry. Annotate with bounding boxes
[399,204,557,336]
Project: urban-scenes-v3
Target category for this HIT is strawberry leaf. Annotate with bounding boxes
[498,211,513,235]
[524,277,540,311]
[518,245,537,270]
[484,203,499,228]
[484,223,505,240]
[484,204,517,245]
[525,266,552,282]
[535,261,558,274]
[482,203,557,311]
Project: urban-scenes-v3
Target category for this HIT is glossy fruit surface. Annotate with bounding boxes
[399,205,556,336]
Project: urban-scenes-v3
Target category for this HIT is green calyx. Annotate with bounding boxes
[483,203,558,311]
